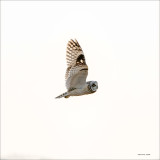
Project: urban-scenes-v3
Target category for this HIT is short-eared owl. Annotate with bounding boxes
[55,39,98,99]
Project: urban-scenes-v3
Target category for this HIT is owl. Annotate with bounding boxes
[55,39,98,99]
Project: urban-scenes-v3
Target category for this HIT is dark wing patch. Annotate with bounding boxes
[76,54,86,65]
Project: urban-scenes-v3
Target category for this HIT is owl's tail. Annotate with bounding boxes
[55,92,70,99]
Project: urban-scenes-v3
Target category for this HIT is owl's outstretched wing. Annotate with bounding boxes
[65,39,88,90]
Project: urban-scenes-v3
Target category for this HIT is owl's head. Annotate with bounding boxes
[87,81,98,93]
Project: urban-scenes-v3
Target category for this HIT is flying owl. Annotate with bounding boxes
[55,39,98,99]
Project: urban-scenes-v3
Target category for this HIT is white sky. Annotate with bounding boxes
[1,1,159,159]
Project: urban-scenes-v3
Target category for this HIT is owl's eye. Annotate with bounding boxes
[92,84,96,87]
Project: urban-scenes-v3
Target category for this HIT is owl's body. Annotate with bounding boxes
[55,39,98,99]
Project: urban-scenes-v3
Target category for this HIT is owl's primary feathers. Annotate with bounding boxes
[55,39,98,99]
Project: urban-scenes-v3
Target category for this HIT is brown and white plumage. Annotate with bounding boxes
[65,39,88,90]
[55,39,98,99]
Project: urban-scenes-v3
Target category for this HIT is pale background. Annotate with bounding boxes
[1,1,159,159]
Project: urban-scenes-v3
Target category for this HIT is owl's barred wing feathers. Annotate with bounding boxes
[65,39,88,90]
[66,39,84,67]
